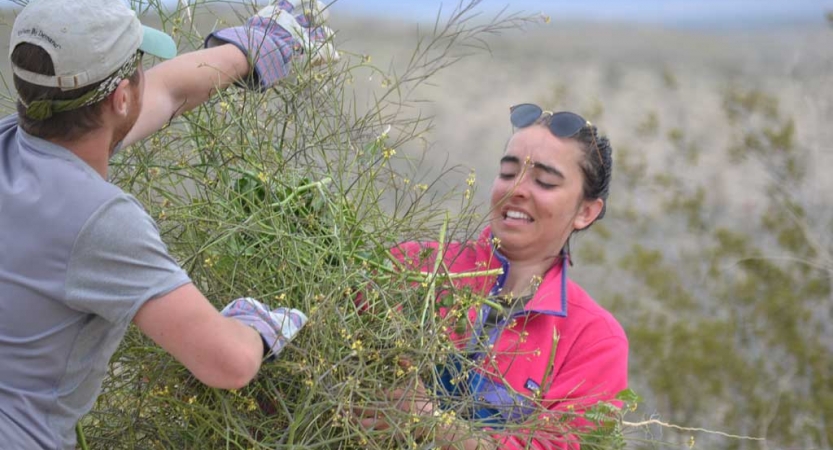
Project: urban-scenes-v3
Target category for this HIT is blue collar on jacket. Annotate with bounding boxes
[465,240,569,354]
[488,242,568,319]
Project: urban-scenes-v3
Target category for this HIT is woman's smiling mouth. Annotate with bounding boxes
[504,209,533,222]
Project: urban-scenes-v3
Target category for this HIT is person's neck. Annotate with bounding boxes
[500,256,559,298]
[50,128,116,178]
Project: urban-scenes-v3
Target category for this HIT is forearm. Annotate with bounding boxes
[145,43,249,117]
[186,316,264,389]
[123,44,249,146]
[124,3,340,147]
[215,316,266,373]
[134,284,264,390]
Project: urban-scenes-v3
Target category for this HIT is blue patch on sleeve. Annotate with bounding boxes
[524,378,541,392]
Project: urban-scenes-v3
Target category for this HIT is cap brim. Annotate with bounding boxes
[139,26,177,60]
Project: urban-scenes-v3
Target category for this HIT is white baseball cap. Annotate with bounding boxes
[10,0,177,91]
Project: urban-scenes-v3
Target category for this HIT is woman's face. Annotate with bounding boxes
[489,125,603,262]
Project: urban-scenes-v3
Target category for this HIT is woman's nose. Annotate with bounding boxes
[511,173,531,198]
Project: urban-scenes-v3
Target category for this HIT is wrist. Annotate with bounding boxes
[236,320,272,361]
[258,333,272,360]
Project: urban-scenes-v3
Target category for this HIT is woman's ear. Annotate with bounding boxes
[573,198,604,231]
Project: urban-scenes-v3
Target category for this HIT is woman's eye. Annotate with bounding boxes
[498,173,516,180]
[536,180,557,189]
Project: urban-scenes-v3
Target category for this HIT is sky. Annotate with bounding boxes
[325,0,833,29]
[2,1,831,29]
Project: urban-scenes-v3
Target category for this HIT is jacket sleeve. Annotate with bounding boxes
[494,335,629,450]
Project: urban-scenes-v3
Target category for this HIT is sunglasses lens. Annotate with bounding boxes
[510,103,543,128]
[549,112,587,137]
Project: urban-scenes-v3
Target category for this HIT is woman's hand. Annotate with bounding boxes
[352,360,497,450]
[353,360,435,438]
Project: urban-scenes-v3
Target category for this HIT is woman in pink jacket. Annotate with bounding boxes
[358,103,628,449]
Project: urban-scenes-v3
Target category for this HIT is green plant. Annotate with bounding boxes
[60,1,645,449]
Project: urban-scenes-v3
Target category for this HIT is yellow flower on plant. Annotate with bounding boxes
[440,410,456,426]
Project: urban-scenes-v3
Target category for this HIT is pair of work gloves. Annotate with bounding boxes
[212,0,338,356]
[205,0,340,90]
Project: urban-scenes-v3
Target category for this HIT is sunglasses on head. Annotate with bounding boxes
[510,103,607,181]
[509,103,591,138]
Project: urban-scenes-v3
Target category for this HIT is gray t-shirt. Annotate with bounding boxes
[0,115,191,449]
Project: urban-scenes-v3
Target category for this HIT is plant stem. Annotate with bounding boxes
[76,422,89,450]
[274,177,333,207]
[419,213,449,341]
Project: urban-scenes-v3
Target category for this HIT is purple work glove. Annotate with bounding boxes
[205,0,339,90]
[220,297,308,360]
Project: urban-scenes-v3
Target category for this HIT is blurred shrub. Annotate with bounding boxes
[599,84,832,449]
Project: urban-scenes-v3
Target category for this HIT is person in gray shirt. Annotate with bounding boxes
[0,0,338,448]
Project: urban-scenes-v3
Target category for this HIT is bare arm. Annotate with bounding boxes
[122,1,340,147]
[123,44,249,147]
[133,282,264,389]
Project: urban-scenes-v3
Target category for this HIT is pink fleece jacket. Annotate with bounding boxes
[391,226,629,449]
